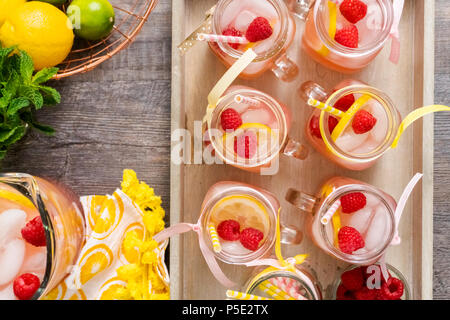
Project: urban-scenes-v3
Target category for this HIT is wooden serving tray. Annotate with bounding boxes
[170,0,435,299]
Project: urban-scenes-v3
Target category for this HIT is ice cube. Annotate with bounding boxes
[234,10,257,31]
[220,1,243,29]
[0,285,16,300]
[369,102,388,145]
[0,239,26,286]
[221,240,252,256]
[364,207,389,251]
[364,193,380,210]
[351,137,380,155]
[340,207,374,234]
[231,102,250,114]
[246,0,278,20]
[21,250,47,274]
[335,131,370,153]
[241,108,273,126]
[0,209,27,245]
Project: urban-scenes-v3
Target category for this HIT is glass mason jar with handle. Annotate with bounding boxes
[0,173,85,300]
[285,176,396,265]
[208,0,299,81]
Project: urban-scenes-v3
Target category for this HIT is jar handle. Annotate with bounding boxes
[285,188,317,213]
[272,54,299,82]
[298,81,328,103]
[283,138,309,160]
[285,0,316,21]
[280,223,303,245]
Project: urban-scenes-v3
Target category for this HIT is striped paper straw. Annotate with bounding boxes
[208,224,222,253]
[321,199,341,225]
[226,290,272,300]
[269,277,308,300]
[234,94,259,106]
[307,97,344,118]
[197,33,249,45]
[259,281,295,300]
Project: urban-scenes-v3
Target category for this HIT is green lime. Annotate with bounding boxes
[67,0,115,41]
[38,0,68,5]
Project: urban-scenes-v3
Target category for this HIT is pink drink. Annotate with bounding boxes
[201,181,302,264]
[300,79,401,170]
[209,0,298,81]
[301,0,394,73]
[286,177,396,265]
[0,174,85,300]
[207,85,307,173]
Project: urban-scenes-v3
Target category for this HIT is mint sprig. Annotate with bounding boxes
[0,46,61,160]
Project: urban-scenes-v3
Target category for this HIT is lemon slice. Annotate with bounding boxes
[0,189,35,209]
[222,123,277,159]
[210,194,270,237]
[329,94,372,141]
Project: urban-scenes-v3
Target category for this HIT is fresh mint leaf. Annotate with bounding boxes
[38,85,61,105]
[7,97,30,115]
[18,50,34,83]
[1,125,26,146]
[0,47,15,72]
[19,86,44,109]
[32,67,58,85]
[0,127,19,143]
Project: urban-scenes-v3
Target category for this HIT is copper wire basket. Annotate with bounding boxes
[53,0,159,79]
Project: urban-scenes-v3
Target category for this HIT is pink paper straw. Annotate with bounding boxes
[269,277,308,300]
[321,199,341,225]
[197,33,249,45]
[234,94,259,106]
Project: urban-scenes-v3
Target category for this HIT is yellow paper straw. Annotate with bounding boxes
[259,281,295,300]
[208,224,222,253]
[307,97,344,118]
[226,290,272,300]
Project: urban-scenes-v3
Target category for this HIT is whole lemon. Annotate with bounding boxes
[67,0,115,41]
[0,0,26,27]
[0,1,74,70]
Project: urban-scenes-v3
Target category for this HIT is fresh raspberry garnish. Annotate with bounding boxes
[240,227,264,251]
[309,116,339,139]
[221,108,242,131]
[13,273,41,300]
[340,0,368,24]
[340,192,367,213]
[341,267,364,291]
[381,277,404,300]
[335,25,359,48]
[21,216,46,247]
[352,110,377,134]
[222,27,243,49]
[334,94,355,111]
[234,131,257,159]
[354,286,378,300]
[245,17,273,42]
[217,220,241,241]
[338,226,365,254]
[336,284,354,300]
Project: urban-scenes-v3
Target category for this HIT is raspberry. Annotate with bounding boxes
[338,226,365,254]
[381,277,404,300]
[340,0,368,24]
[21,216,46,247]
[334,94,355,111]
[341,267,364,291]
[222,27,243,49]
[335,25,359,48]
[352,110,377,134]
[309,116,339,139]
[221,108,242,131]
[245,17,273,42]
[336,284,354,300]
[217,220,241,241]
[234,131,257,159]
[13,273,41,300]
[240,227,264,251]
[340,192,367,213]
[354,287,378,300]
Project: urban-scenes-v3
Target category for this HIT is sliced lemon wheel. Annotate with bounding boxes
[209,194,270,237]
[0,189,35,209]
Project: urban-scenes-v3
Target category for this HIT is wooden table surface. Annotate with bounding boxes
[1,0,448,299]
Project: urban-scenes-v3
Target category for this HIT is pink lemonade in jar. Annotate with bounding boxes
[301,79,401,170]
[209,0,298,81]
[0,174,85,300]
[286,177,396,265]
[207,85,308,174]
[302,0,394,73]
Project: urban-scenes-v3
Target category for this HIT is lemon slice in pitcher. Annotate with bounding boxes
[0,189,35,209]
[210,194,270,237]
